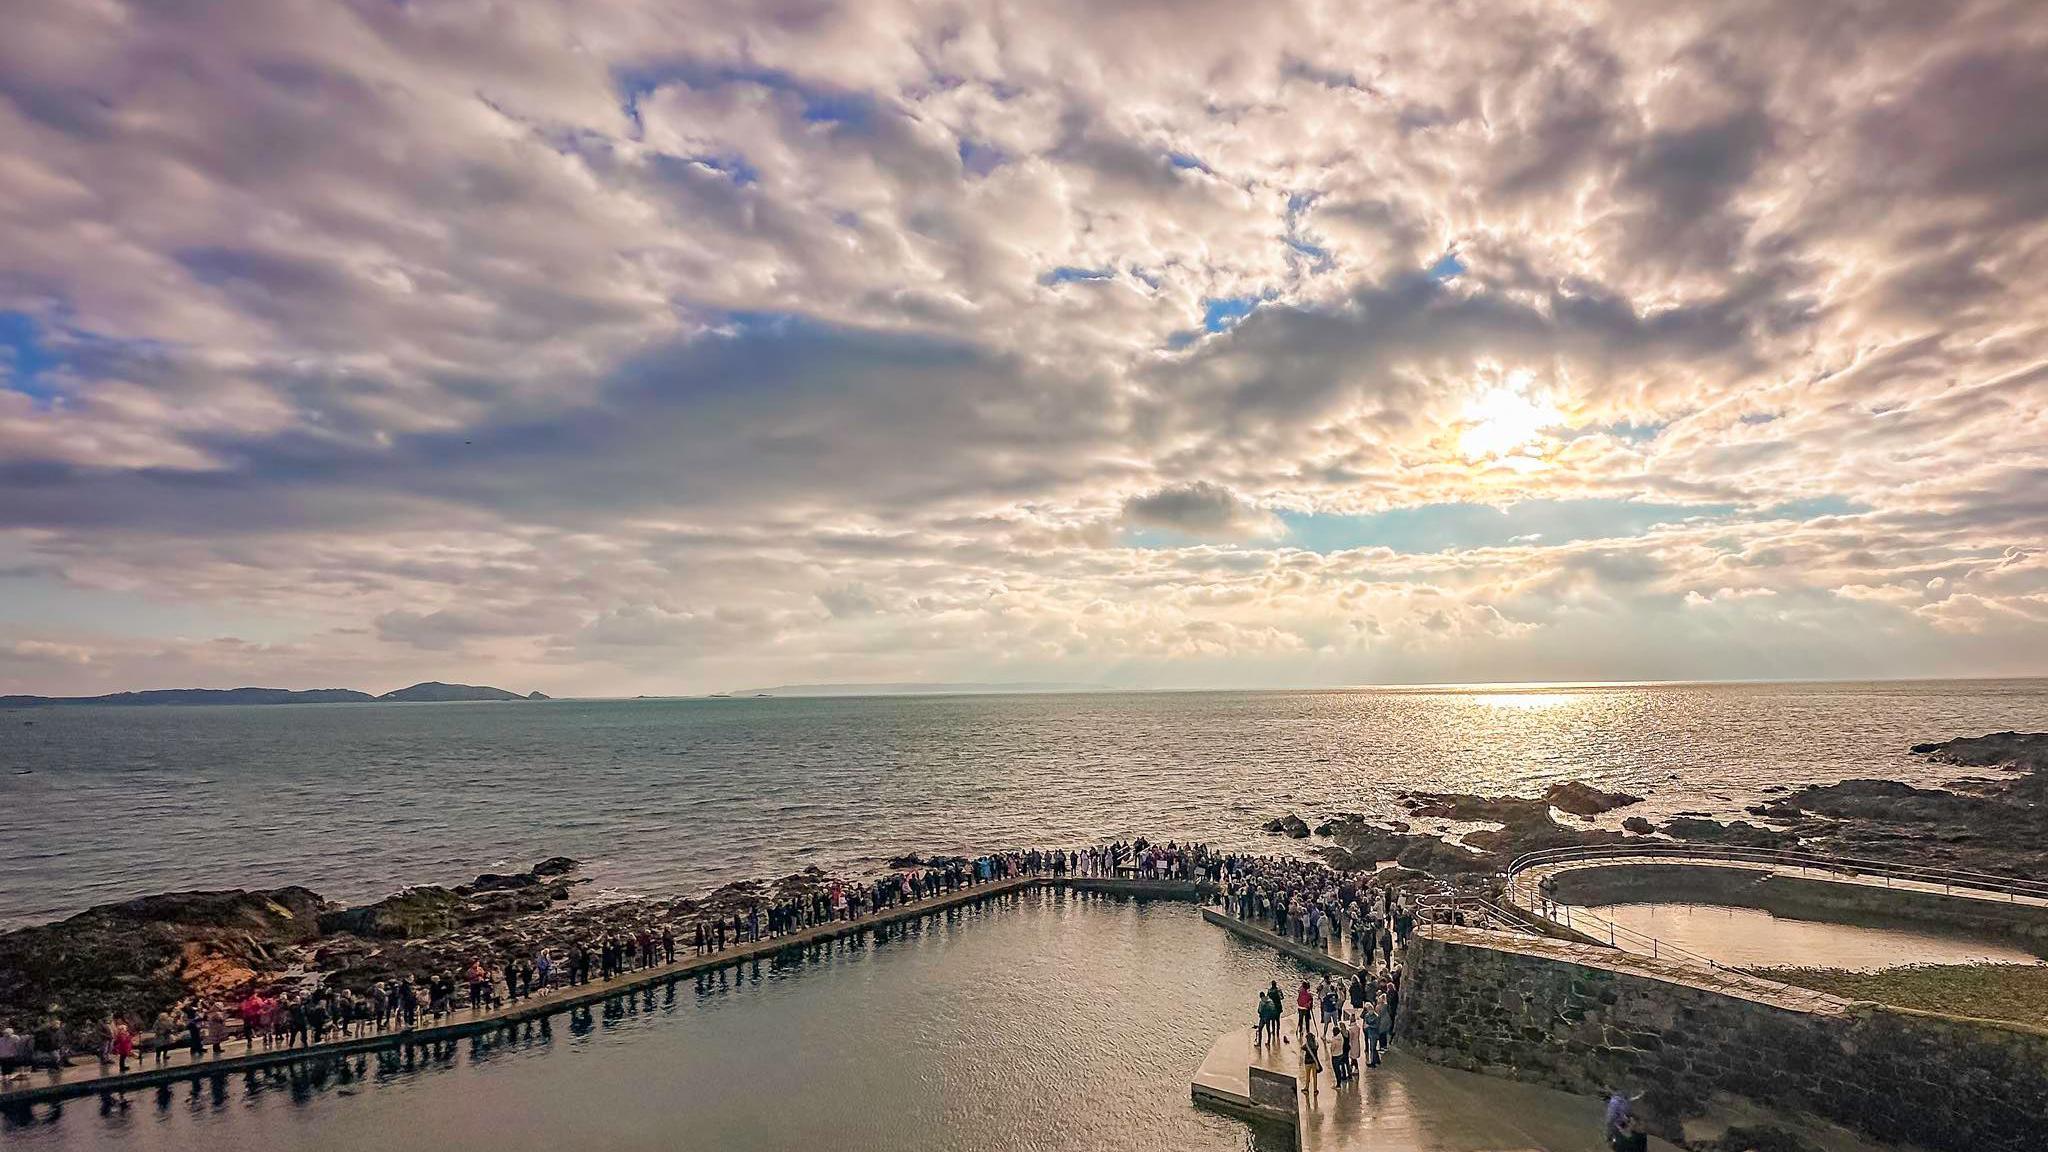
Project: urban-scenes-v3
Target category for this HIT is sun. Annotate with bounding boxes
[1457,381,1564,462]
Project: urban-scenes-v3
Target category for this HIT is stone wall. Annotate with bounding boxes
[1545,862,2048,956]
[1400,926,2048,1152]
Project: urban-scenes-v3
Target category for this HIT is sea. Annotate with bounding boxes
[3,679,2043,930]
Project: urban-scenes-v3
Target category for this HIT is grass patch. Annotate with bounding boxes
[1752,962,2048,1027]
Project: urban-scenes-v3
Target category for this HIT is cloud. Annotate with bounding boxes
[0,0,2045,693]
[1121,481,1281,540]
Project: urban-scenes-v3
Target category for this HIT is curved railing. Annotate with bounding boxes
[1497,843,2046,975]
[1506,843,2048,901]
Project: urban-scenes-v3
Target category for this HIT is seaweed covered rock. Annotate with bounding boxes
[1661,817,1799,848]
[319,886,471,938]
[0,886,328,1046]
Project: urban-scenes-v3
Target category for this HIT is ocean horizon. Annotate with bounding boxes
[4,677,2041,930]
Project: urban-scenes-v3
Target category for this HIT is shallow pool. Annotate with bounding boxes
[3,891,1305,1152]
[1587,902,2042,971]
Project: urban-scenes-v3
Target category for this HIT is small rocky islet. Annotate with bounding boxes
[3,731,2044,1052]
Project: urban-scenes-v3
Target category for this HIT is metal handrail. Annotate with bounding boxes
[1501,870,1730,969]
[1496,842,2046,976]
[1505,844,2048,902]
[1415,885,1540,935]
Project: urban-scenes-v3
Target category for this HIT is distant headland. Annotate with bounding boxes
[0,681,550,707]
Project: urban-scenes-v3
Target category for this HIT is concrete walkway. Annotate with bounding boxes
[6,872,1178,1106]
[1300,1047,1682,1152]
[1195,1021,1682,1152]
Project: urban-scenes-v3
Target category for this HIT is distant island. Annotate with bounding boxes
[0,681,550,707]
[725,681,1105,698]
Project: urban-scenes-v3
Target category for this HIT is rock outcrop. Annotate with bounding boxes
[1909,731,2048,773]
[0,887,328,1047]
[319,860,582,938]
[1774,733,2048,877]
[1542,781,1643,816]
[1262,813,1311,838]
[1661,817,1800,848]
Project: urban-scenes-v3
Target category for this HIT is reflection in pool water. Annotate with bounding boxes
[3,891,1304,1152]
[1588,902,2043,971]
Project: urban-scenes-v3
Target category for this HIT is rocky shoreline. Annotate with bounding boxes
[5,731,2043,1054]
[0,850,1047,1052]
[1261,731,2048,883]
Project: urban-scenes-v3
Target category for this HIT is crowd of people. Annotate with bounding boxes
[1255,966,1403,1103]
[1199,850,1434,1108]
[5,844,1237,1079]
[1209,851,1423,966]
[8,840,1451,1088]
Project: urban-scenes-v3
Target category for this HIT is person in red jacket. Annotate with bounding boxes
[110,1020,135,1073]
[239,992,266,1049]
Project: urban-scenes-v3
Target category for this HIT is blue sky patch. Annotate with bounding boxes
[1288,238,1334,271]
[1277,499,1728,553]
[612,63,873,139]
[647,150,758,187]
[1202,295,1259,332]
[0,311,59,400]
[1426,252,1466,281]
[1042,266,1115,286]
[1601,420,1666,444]
[797,89,873,127]
[958,139,1006,176]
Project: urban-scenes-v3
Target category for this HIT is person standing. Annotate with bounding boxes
[1609,1112,1649,1152]
[1374,996,1394,1066]
[1386,970,1401,1039]
[1295,981,1313,1038]
[236,991,261,1048]
[111,1019,135,1073]
[152,1011,175,1065]
[1333,1013,1352,1088]
[1300,1028,1322,1105]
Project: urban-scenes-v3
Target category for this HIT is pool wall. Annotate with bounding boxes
[1545,863,2048,956]
[1400,924,2048,1152]
[1,876,1208,1109]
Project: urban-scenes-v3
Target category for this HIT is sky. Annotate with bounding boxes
[1,0,2046,697]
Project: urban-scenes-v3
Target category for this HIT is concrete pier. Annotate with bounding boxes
[5,873,1197,1107]
[1189,1023,1300,1128]
[1200,907,1367,975]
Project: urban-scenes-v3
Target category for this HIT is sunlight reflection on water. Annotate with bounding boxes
[2,679,2043,927]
